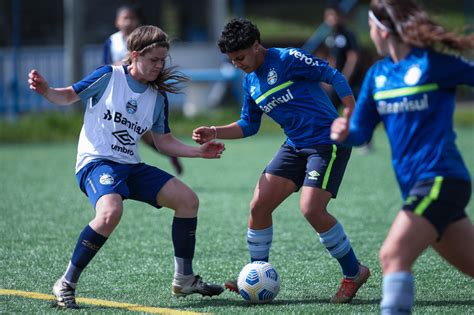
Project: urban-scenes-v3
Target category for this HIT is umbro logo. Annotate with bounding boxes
[308,170,320,180]
[112,130,135,145]
[250,86,256,96]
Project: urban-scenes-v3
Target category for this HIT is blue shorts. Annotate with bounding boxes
[76,159,174,209]
[264,143,351,198]
[402,177,471,239]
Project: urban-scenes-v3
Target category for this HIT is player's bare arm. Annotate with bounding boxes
[330,117,349,142]
[28,69,80,105]
[192,122,244,144]
[340,94,355,120]
[331,94,354,142]
[153,132,225,159]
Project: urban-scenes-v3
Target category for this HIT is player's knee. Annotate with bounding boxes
[249,199,271,220]
[249,199,259,216]
[379,247,391,272]
[249,207,260,221]
[300,204,326,220]
[300,207,311,219]
[379,245,403,273]
[96,206,123,228]
[179,190,200,216]
[249,197,259,212]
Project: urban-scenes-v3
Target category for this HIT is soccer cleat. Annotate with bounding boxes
[224,279,239,294]
[330,264,371,303]
[172,275,224,298]
[52,278,80,309]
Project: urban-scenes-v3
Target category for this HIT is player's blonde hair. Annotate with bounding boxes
[370,0,474,52]
[125,25,189,93]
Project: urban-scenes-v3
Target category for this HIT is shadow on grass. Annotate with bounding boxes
[173,297,381,309]
[415,299,474,307]
[167,297,474,310]
[52,298,474,313]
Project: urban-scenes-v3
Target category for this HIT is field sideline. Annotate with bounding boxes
[1,127,473,314]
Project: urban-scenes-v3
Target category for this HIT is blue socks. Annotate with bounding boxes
[64,225,107,284]
[381,272,414,314]
[319,222,359,277]
[247,223,359,279]
[247,226,273,262]
[64,217,198,284]
[172,217,197,275]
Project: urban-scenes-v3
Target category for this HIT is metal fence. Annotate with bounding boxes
[0,45,100,116]
[0,44,242,118]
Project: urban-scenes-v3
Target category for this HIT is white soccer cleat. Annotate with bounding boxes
[172,274,224,298]
[52,278,80,309]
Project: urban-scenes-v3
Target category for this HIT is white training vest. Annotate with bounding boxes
[75,66,158,173]
[109,31,128,64]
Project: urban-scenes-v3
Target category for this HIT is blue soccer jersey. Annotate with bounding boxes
[236,47,353,148]
[345,47,473,198]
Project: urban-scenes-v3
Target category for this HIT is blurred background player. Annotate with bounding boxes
[29,25,225,309]
[103,4,141,65]
[331,0,474,313]
[315,1,374,154]
[103,4,184,175]
[316,1,360,102]
[193,18,370,304]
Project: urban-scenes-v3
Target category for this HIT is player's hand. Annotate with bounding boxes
[28,69,49,95]
[330,117,349,142]
[199,141,225,159]
[192,126,215,144]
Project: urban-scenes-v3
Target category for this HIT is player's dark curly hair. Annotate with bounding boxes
[370,0,474,51]
[125,25,189,93]
[217,18,261,53]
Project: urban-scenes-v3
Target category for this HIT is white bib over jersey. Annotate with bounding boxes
[109,31,128,64]
[76,66,157,173]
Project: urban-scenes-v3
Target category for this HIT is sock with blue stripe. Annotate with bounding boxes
[381,272,414,315]
[318,222,359,277]
[247,226,273,262]
[64,225,108,284]
[172,217,197,276]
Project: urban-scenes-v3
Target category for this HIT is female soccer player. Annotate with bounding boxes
[103,4,184,175]
[28,25,225,309]
[193,18,370,303]
[330,0,474,313]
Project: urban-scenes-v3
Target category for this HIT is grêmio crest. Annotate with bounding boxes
[126,99,138,114]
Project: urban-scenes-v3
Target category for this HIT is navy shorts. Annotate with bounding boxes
[264,143,351,198]
[402,177,471,239]
[76,159,174,209]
